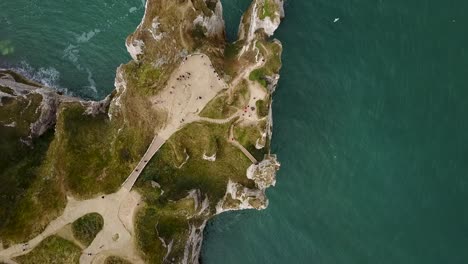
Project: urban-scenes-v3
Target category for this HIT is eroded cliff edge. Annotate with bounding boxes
[0,0,284,263]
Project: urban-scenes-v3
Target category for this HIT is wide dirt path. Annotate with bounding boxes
[0,52,264,263]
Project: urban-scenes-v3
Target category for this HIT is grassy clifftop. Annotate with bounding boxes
[135,122,253,263]
[51,102,153,197]
[0,76,66,244]
[0,0,283,262]
[15,236,81,264]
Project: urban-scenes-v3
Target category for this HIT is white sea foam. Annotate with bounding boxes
[76,29,101,44]
[14,61,64,92]
[63,44,80,63]
[63,42,98,95]
[85,68,97,94]
[7,1,147,100]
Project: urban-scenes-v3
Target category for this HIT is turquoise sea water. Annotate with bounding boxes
[2,0,468,263]
[0,0,145,99]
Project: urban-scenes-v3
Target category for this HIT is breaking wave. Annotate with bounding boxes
[13,61,70,95]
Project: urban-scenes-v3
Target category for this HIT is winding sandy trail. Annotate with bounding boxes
[0,190,142,263]
[229,54,265,93]
[0,53,232,264]
[121,136,166,192]
[0,52,264,263]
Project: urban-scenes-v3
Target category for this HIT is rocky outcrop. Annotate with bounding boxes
[215,154,280,214]
[192,1,225,38]
[1,70,60,139]
[248,155,280,189]
[215,180,269,214]
[0,69,112,140]
[238,0,284,43]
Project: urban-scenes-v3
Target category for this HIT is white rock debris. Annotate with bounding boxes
[108,67,127,120]
[148,17,164,41]
[240,0,284,43]
[247,155,280,189]
[162,239,174,262]
[126,39,145,61]
[202,152,216,161]
[3,121,16,127]
[28,90,59,138]
[177,149,190,168]
[150,180,161,189]
[215,180,268,214]
[84,94,112,116]
[182,221,207,264]
[255,136,266,149]
[196,196,210,216]
[192,1,225,38]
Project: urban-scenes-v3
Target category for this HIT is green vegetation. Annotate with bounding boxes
[135,121,254,262]
[0,85,15,95]
[205,0,218,12]
[256,99,270,118]
[192,23,207,39]
[191,0,213,17]
[0,0,283,256]
[223,195,242,209]
[71,213,104,246]
[200,92,236,119]
[259,0,277,20]
[123,62,163,96]
[15,236,81,264]
[191,23,210,50]
[224,42,257,78]
[249,68,268,87]
[135,207,166,263]
[200,81,249,119]
[257,40,282,75]
[0,91,66,244]
[134,189,200,262]
[0,93,42,136]
[234,123,268,161]
[0,63,160,241]
[0,130,65,244]
[50,102,152,197]
[135,203,192,263]
[52,103,125,196]
[139,121,252,205]
[104,256,133,264]
[249,41,282,88]
[224,42,242,59]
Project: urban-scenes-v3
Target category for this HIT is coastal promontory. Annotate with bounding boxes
[0,0,284,263]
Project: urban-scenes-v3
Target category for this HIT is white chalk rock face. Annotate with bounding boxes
[247,154,280,190]
[149,17,164,41]
[125,39,145,61]
[192,1,225,38]
[215,180,269,214]
[241,0,285,42]
[202,152,217,161]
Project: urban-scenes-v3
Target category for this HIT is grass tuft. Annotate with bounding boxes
[104,256,133,264]
[258,0,278,20]
[71,213,104,246]
[256,99,269,118]
[15,236,81,264]
[200,81,249,119]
